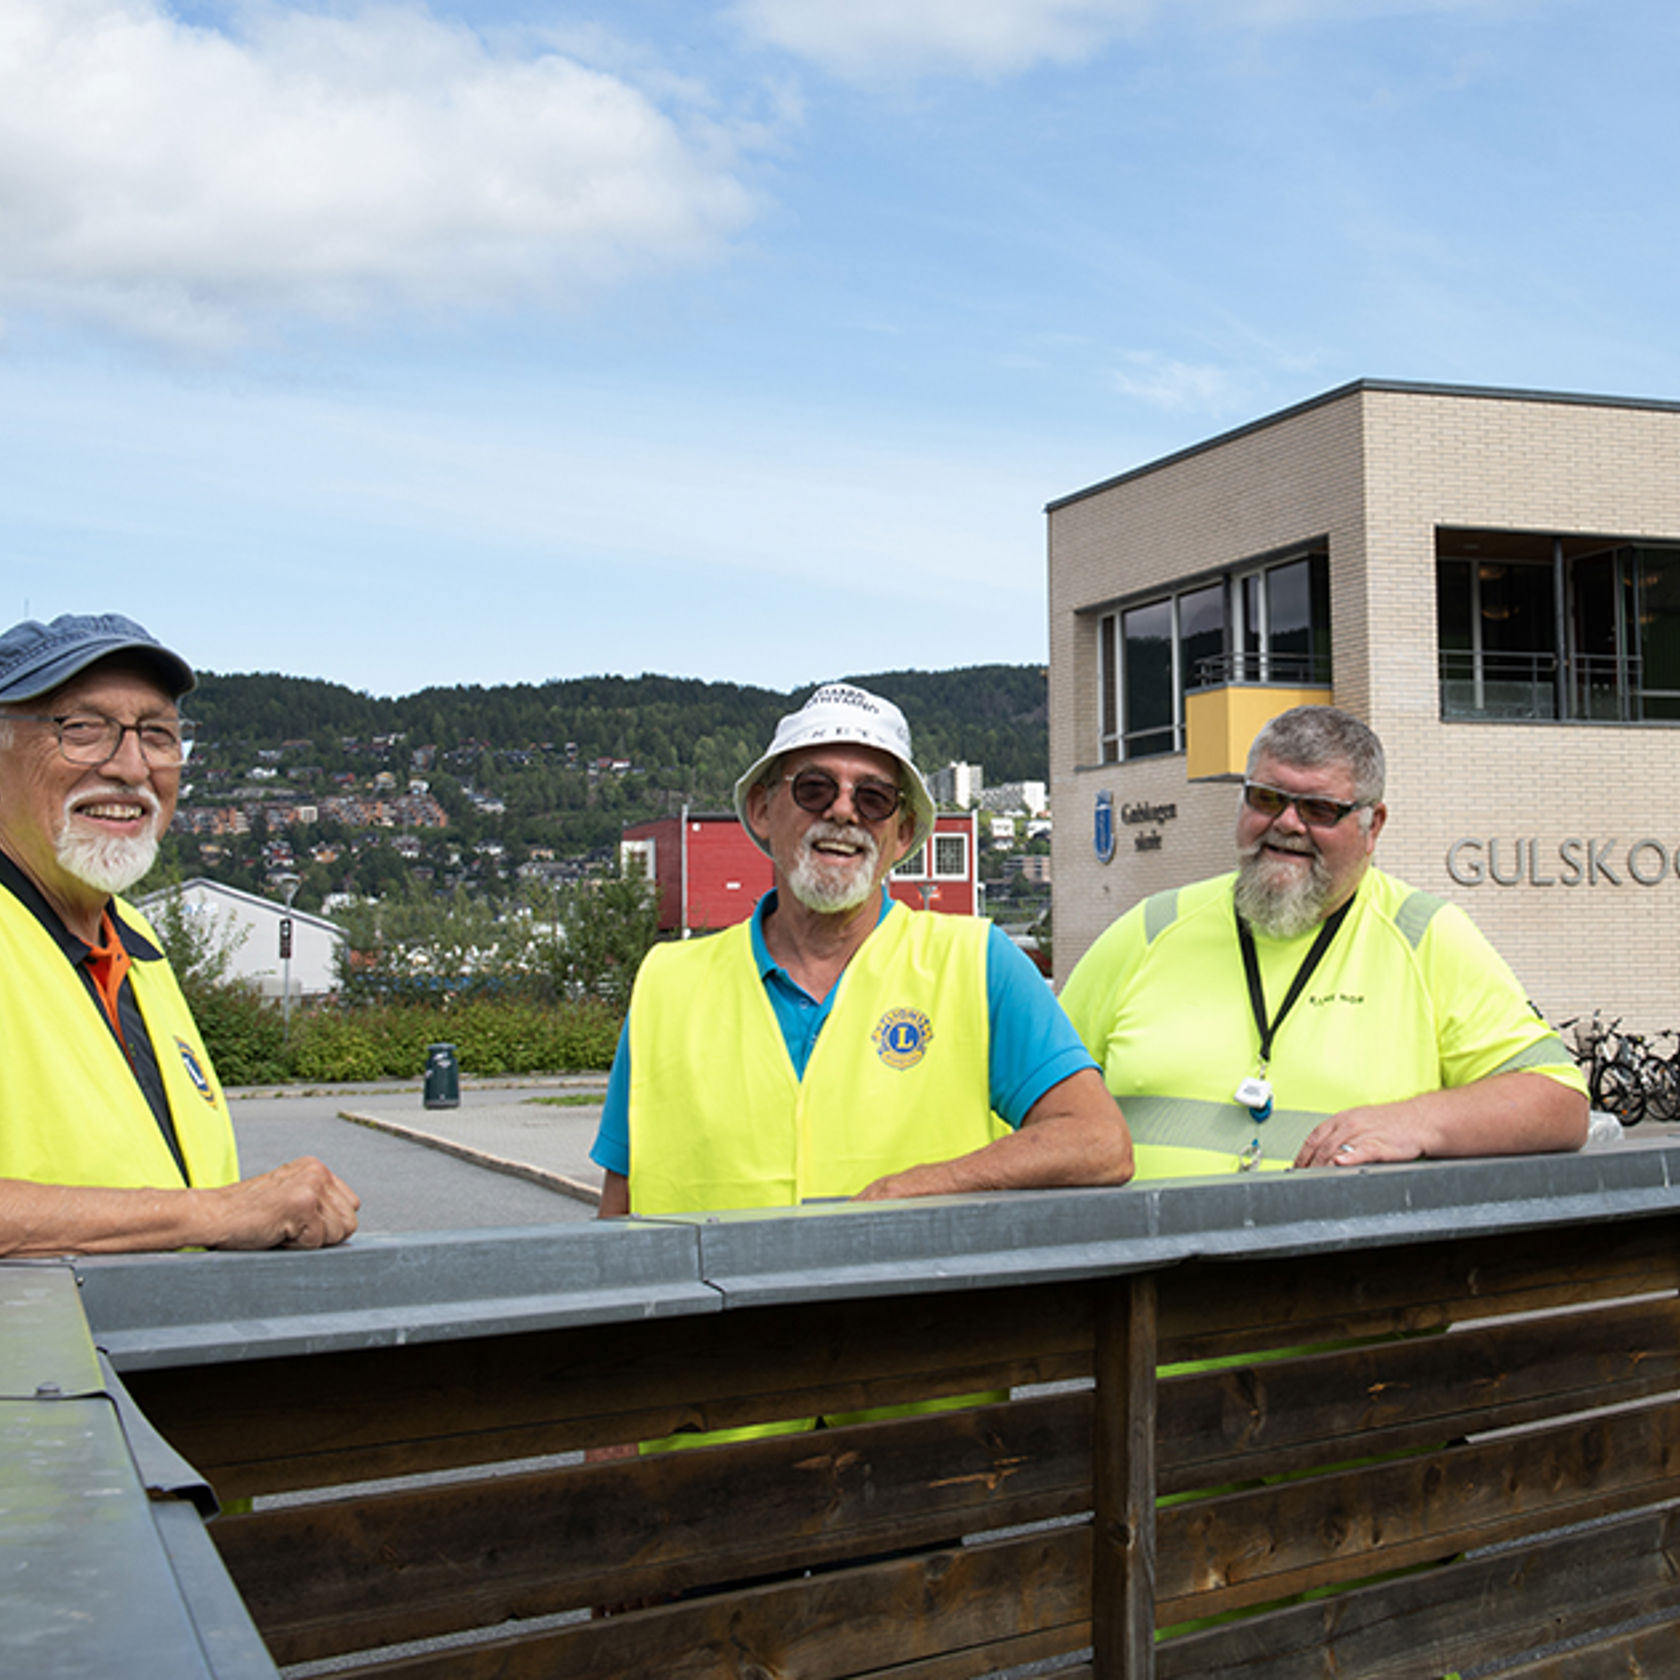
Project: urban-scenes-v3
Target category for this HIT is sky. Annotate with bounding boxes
[4,0,1679,698]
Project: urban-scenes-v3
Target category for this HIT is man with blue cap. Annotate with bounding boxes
[591,681,1133,1219]
[0,613,358,1255]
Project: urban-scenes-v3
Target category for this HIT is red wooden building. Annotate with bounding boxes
[621,810,982,935]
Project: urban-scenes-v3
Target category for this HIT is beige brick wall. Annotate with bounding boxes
[1050,382,1680,1034]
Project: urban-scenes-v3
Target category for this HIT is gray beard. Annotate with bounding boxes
[55,782,163,897]
[787,822,879,914]
[57,828,160,897]
[1233,845,1335,939]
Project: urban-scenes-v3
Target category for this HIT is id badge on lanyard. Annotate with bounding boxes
[1232,895,1354,1160]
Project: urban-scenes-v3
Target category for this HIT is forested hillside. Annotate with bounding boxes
[170,665,1049,908]
[189,664,1048,786]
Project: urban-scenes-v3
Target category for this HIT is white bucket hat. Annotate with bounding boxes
[734,682,936,859]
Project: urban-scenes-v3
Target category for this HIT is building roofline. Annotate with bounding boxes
[138,877,345,936]
[1045,377,1680,513]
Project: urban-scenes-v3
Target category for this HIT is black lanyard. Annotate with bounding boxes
[1235,896,1354,1068]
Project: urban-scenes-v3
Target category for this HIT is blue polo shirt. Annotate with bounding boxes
[589,891,1094,1179]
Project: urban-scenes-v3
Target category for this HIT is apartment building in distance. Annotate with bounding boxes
[1049,379,1680,1030]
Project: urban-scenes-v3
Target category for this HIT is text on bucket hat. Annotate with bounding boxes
[733,683,936,860]
[0,614,195,705]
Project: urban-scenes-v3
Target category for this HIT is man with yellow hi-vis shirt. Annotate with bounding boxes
[0,612,358,1257]
[590,681,1133,1220]
[1060,705,1588,1179]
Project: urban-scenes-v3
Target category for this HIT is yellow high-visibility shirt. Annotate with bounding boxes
[1060,867,1584,1179]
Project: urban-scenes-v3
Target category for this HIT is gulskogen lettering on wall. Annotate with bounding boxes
[1448,838,1680,887]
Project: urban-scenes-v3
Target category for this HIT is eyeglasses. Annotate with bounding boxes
[14,712,195,768]
[1241,779,1366,829]
[784,767,904,825]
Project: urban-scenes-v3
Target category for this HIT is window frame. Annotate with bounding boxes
[1093,544,1329,764]
[1435,528,1680,725]
[891,828,971,882]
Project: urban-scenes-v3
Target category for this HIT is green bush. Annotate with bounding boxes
[145,875,622,1086]
[178,989,617,1087]
[287,1012,397,1082]
[180,978,290,1086]
[446,997,622,1075]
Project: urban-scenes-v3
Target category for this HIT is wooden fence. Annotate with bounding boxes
[36,1137,1680,1677]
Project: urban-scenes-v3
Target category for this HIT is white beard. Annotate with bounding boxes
[1233,839,1335,939]
[55,783,162,896]
[787,820,879,914]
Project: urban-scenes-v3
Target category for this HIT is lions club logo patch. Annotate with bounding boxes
[176,1037,217,1104]
[874,1008,933,1070]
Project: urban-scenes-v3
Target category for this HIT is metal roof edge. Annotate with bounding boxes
[135,877,347,936]
[1045,377,1680,514]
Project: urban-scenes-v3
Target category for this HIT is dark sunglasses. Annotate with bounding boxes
[1242,780,1367,829]
[784,767,904,825]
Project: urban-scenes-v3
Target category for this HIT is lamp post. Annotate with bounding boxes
[276,873,301,1041]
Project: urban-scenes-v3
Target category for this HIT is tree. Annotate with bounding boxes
[550,873,662,1010]
[142,878,289,1084]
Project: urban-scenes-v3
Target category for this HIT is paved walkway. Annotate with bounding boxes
[335,1077,608,1207]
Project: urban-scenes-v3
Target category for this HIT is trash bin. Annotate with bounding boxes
[423,1042,460,1110]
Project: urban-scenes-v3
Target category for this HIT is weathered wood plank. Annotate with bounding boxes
[1155,1504,1680,1679]
[1092,1272,1156,1680]
[1158,1295,1680,1492]
[1156,1397,1680,1622]
[130,1284,1095,1499]
[1156,1222,1680,1367]
[1490,1616,1680,1676]
[333,1528,1093,1680]
[214,1395,1092,1664]
[816,1625,1093,1680]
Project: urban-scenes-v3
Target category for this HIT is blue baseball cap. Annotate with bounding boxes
[0,613,196,704]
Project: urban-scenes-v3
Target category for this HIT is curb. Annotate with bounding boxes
[230,1075,610,1101]
[338,1109,601,1207]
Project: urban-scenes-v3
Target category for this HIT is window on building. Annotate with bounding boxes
[932,832,969,878]
[1437,529,1680,723]
[1121,598,1175,759]
[1237,554,1331,685]
[892,831,970,880]
[1094,547,1329,762]
[620,837,655,878]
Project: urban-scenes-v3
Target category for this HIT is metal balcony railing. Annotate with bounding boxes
[1190,650,1331,690]
[1439,649,1647,722]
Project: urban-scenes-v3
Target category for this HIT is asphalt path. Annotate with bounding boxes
[229,1080,606,1234]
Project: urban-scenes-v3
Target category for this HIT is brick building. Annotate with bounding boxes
[1049,379,1680,1030]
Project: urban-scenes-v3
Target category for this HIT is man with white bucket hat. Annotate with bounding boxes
[592,682,1133,1218]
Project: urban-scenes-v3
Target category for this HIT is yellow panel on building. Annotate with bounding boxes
[1184,683,1334,780]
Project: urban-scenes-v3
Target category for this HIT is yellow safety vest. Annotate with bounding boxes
[0,888,238,1189]
[628,902,1005,1448]
[627,903,1003,1215]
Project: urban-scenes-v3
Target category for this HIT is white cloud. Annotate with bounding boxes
[731,0,1151,79]
[731,0,1529,81]
[1108,351,1253,414]
[0,1,761,347]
